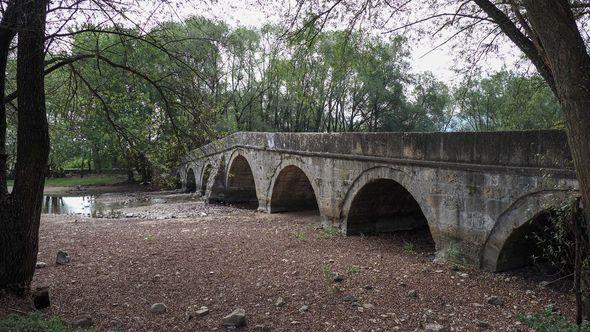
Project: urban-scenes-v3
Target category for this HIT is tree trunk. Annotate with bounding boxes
[0,0,49,292]
[523,0,590,319]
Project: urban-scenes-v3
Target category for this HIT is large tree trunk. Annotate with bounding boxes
[0,0,49,292]
[523,0,590,318]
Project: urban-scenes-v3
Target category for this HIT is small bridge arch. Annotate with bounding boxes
[339,166,436,241]
[225,152,258,204]
[268,160,320,213]
[481,190,577,271]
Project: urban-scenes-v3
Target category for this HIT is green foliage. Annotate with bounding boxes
[454,70,563,131]
[289,230,306,240]
[318,225,342,239]
[403,242,416,254]
[446,243,466,265]
[528,199,587,276]
[518,308,590,331]
[45,175,126,187]
[0,313,72,332]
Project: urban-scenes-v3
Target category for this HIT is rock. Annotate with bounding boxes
[199,212,207,217]
[125,213,135,218]
[362,303,375,309]
[150,303,167,314]
[56,251,71,265]
[332,272,344,283]
[73,314,93,329]
[254,325,271,332]
[33,286,50,309]
[222,308,246,327]
[487,296,504,306]
[408,290,418,298]
[275,297,285,307]
[36,262,47,269]
[340,294,357,302]
[474,319,490,328]
[298,305,309,313]
[186,305,209,320]
[459,273,469,278]
[424,322,445,332]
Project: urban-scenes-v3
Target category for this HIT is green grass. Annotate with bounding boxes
[317,225,342,239]
[289,230,306,240]
[0,312,72,332]
[518,307,590,331]
[7,174,126,188]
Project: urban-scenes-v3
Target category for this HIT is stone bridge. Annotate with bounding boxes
[178,130,578,272]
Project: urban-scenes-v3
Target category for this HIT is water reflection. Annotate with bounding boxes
[42,196,96,215]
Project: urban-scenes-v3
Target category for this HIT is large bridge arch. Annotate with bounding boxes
[185,167,197,193]
[481,189,577,271]
[340,166,435,239]
[267,159,321,213]
[224,151,258,204]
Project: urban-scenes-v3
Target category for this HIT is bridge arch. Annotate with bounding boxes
[268,161,320,213]
[481,190,577,271]
[185,167,197,192]
[200,163,213,196]
[340,166,435,239]
[225,151,258,204]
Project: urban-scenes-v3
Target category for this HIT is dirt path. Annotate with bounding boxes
[0,196,575,331]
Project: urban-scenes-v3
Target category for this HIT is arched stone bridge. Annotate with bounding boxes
[178,130,578,272]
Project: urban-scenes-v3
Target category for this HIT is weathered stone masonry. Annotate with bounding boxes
[178,130,578,271]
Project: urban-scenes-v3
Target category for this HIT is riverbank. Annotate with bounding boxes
[0,189,575,331]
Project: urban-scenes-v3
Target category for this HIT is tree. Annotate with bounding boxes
[0,0,49,292]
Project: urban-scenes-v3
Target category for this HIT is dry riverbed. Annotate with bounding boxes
[0,191,576,331]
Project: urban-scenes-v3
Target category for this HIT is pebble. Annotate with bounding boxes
[487,296,504,306]
[332,272,344,282]
[186,305,209,320]
[341,294,357,302]
[150,303,167,314]
[223,308,246,327]
[299,304,309,313]
[36,262,47,269]
[125,213,135,218]
[73,314,93,329]
[424,322,445,332]
[408,290,418,298]
[254,325,271,332]
[56,251,71,265]
[362,303,375,309]
[275,297,285,307]
[474,319,490,328]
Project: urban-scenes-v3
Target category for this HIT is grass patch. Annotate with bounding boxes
[518,307,590,331]
[317,224,341,239]
[403,242,416,254]
[0,312,72,332]
[8,174,126,188]
[347,265,361,274]
[289,230,305,240]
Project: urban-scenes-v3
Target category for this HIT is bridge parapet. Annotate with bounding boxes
[187,130,573,172]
